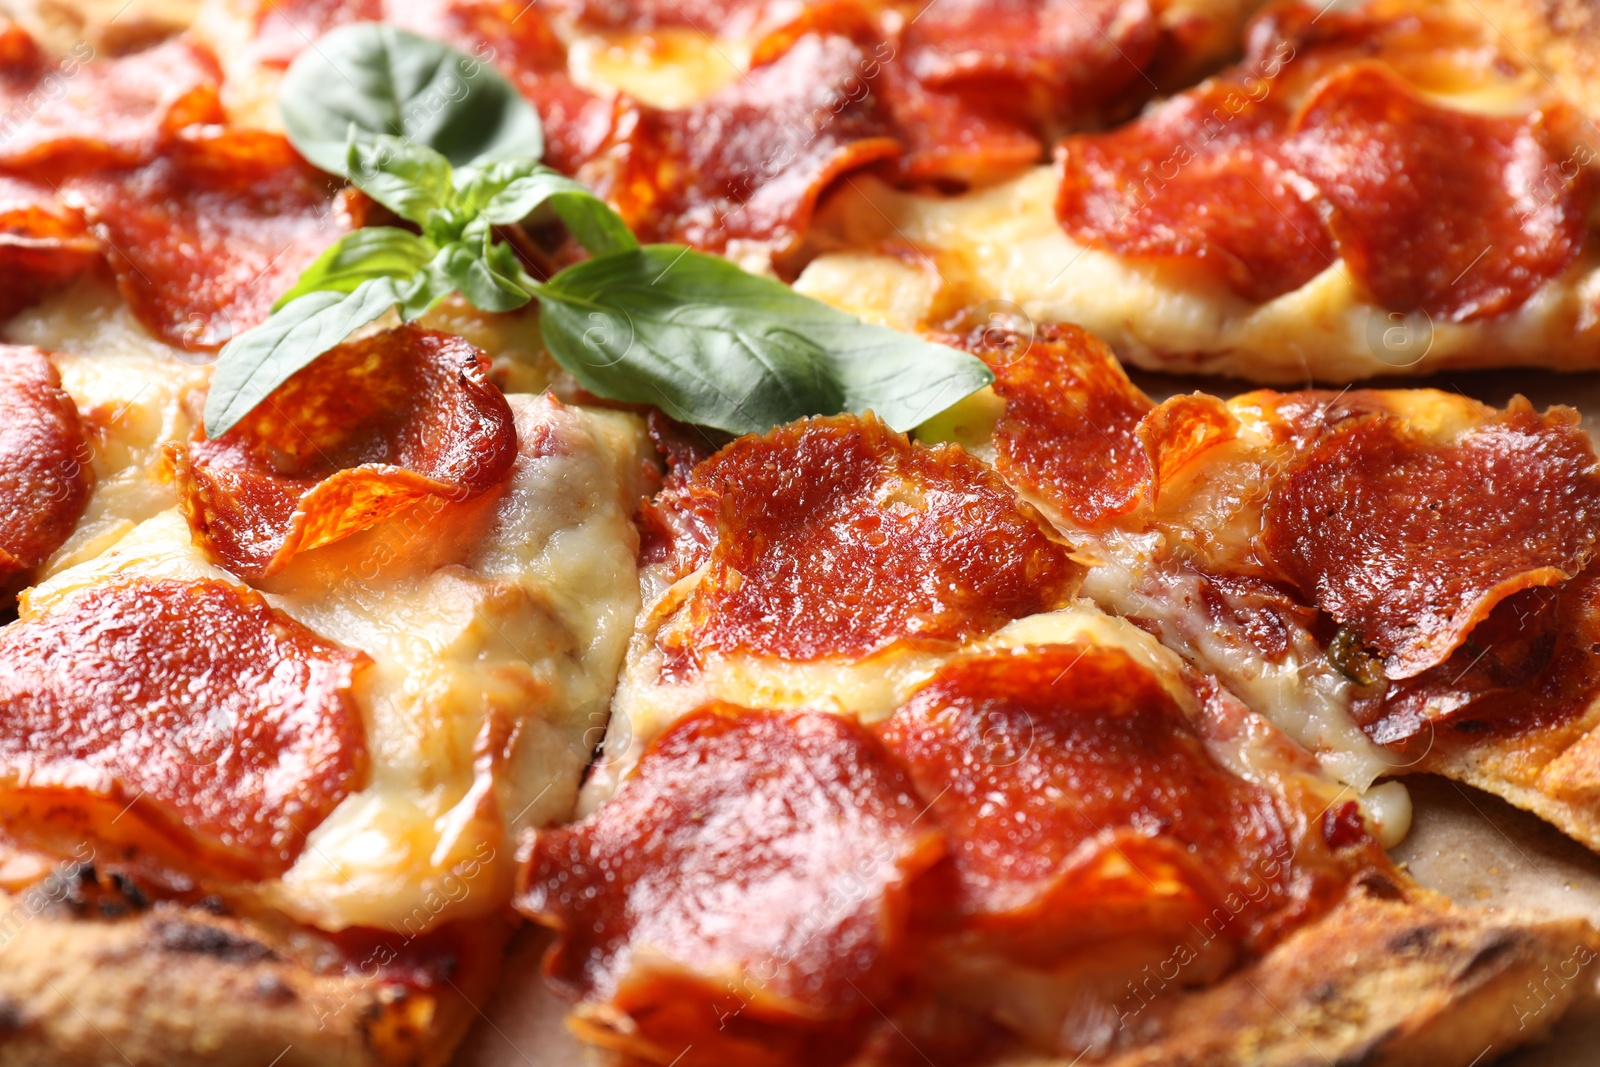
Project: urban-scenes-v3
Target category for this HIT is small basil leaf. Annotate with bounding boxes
[274,227,435,309]
[535,245,994,435]
[279,23,542,175]
[458,161,636,255]
[205,278,402,438]
[345,136,455,224]
[440,240,531,313]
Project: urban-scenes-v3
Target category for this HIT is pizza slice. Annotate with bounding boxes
[918,322,1600,861]
[0,324,652,1065]
[521,410,1596,1067]
[186,0,1271,272]
[795,0,1600,381]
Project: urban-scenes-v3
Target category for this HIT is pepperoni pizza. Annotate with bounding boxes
[0,1,1598,1066]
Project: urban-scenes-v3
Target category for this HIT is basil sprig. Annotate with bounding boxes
[203,23,992,439]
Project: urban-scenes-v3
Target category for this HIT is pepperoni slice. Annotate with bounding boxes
[0,29,223,179]
[657,413,1078,671]
[172,325,517,579]
[903,0,1157,125]
[1283,63,1591,320]
[985,324,1155,528]
[0,347,91,592]
[1357,566,1600,745]
[1262,399,1600,680]
[876,645,1306,955]
[877,59,1044,186]
[1057,81,1334,303]
[65,130,353,350]
[0,176,98,321]
[517,705,944,1065]
[599,30,901,254]
[880,0,1158,184]
[0,578,369,879]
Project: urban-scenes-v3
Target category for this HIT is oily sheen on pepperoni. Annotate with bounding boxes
[1263,398,1600,680]
[517,705,943,1066]
[67,131,352,349]
[174,326,517,579]
[0,348,91,589]
[1283,64,1590,320]
[660,413,1078,669]
[986,325,1154,527]
[0,578,368,879]
[0,28,224,178]
[600,31,901,253]
[1057,82,1334,304]
[903,0,1156,125]
[876,645,1303,957]
[0,176,98,321]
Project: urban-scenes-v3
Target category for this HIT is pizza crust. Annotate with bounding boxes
[1059,883,1597,1067]
[0,889,509,1067]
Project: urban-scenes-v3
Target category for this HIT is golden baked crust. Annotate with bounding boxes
[0,887,508,1067]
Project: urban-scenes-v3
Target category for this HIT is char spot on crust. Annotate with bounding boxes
[150,918,278,964]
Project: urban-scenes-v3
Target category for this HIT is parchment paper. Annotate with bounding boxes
[458,369,1600,1067]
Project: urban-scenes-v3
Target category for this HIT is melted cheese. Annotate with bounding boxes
[21,394,651,932]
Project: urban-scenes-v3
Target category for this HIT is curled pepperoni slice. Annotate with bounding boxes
[1262,399,1600,679]
[0,176,98,321]
[903,0,1157,125]
[598,30,901,254]
[517,705,943,1065]
[0,578,368,880]
[172,326,518,579]
[984,324,1154,527]
[657,413,1078,670]
[877,58,1044,186]
[1283,63,1591,320]
[876,645,1307,956]
[65,131,354,350]
[0,347,91,592]
[1057,81,1334,303]
[0,28,223,178]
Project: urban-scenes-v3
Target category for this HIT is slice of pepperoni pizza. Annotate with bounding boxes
[795,0,1600,381]
[519,410,1596,1067]
[0,323,652,1066]
[924,322,1600,861]
[184,0,1270,272]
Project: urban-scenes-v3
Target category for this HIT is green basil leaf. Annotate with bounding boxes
[535,245,994,435]
[458,161,636,255]
[397,250,459,321]
[274,227,435,309]
[439,240,532,313]
[205,278,402,438]
[279,23,542,175]
[345,135,455,224]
